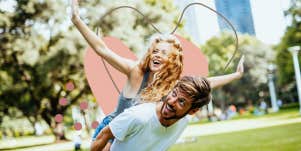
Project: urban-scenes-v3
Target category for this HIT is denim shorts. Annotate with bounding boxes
[92,115,114,143]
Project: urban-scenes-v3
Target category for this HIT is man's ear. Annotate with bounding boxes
[188,108,199,115]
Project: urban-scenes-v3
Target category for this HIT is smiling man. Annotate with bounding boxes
[91,76,212,151]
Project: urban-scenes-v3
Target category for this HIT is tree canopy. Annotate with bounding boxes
[0,0,181,137]
[202,32,275,108]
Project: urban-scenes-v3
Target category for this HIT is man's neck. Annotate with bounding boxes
[156,102,180,127]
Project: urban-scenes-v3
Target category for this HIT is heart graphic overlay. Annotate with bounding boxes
[84,36,137,114]
[84,35,208,115]
[175,35,208,77]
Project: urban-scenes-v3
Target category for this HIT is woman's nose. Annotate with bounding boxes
[154,52,162,57]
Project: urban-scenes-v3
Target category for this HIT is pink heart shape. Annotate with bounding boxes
[84,35,208,115]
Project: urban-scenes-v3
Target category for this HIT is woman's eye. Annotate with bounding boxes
[153,49,159,53]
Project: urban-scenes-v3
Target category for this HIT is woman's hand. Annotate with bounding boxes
[236,55,244,79]
[207,55,245,88]
[69,0,136,76]
[71,0,80,22]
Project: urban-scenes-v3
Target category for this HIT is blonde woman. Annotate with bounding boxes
[71,0,244,147]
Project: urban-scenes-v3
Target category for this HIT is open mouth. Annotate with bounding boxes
[152,59,161,66]
[166,103,175,112]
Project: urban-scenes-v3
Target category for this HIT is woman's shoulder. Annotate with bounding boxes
[129,64,144,78]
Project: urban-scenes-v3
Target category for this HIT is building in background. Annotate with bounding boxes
[174,0,219,44]
[215,0,256,35]
[174,0,290,45]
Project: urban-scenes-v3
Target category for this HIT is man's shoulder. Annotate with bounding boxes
[126,102,155,113]
[124,103,156,123]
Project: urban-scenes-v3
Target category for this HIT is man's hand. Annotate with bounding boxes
[236,55,244,79]
[91,126,114,151]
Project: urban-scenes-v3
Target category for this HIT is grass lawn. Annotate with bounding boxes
[191,107,300,125]
[1,108,299,150]
[232,107,300,120]
[0,135,55,150]
[169,122,301,151]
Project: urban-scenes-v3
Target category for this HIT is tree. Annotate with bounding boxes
[202,32,275,110]
[0,0,181,140]
[275,0,301,103]
[0,0,91,140]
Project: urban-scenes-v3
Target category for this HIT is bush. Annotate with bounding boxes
[13,129,20,137]
[280,102,299,110]
[23,130,34,136]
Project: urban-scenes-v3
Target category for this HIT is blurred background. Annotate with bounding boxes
[0,0,300,150]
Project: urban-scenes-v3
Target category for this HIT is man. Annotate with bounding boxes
[91,76,212,151]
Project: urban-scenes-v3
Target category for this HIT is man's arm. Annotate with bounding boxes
[91,107,141,150]
[91,126,114,151]
[208,55,244,89]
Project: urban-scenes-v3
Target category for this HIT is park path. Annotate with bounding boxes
[178,116,301,141]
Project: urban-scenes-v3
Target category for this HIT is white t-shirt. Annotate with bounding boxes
[109,103,189,151]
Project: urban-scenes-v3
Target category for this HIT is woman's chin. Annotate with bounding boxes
[150,66,161,72]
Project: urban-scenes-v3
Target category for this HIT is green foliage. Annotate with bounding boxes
[275,0,301,102]
[0,0,180,135]
[170,122,301,151]
[202,32,275,107]
[78,0,180,57]
[0,0,90,130]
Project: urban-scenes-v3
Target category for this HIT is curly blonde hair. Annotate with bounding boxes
[139,34,183,102]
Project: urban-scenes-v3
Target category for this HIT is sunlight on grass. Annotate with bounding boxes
[169,122,301,151]
[0,135,55,150]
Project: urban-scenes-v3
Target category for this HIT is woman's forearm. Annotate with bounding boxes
[71,14,136,75]
[208,56,245,89]
[72,15,109,57]
[207,72,241,89]
[70,0,135,76]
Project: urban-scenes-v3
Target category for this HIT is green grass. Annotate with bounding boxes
[0,135,55,150]
[232,107,300,120]
[191,107,300,125]
[0,131,82,150]
[1,108,300,150]
[169,122,301,151]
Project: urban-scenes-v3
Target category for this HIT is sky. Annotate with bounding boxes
[250,0,291,45]
[174,0,291,45]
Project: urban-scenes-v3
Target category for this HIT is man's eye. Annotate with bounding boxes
[172,91,177,97]
[179,99,185,106]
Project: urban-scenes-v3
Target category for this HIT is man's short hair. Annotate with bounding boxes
[175,76,212,109]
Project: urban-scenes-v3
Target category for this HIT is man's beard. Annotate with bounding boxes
[160,97,190,120]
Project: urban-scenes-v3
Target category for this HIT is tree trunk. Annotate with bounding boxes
[26,116,37,135]
[81,110,91,134]
[53,122,67,141]
[41,110,67,141]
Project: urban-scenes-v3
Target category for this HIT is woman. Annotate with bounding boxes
[71,0,244,147]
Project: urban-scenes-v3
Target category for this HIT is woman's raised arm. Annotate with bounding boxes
[71,0,136,76]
